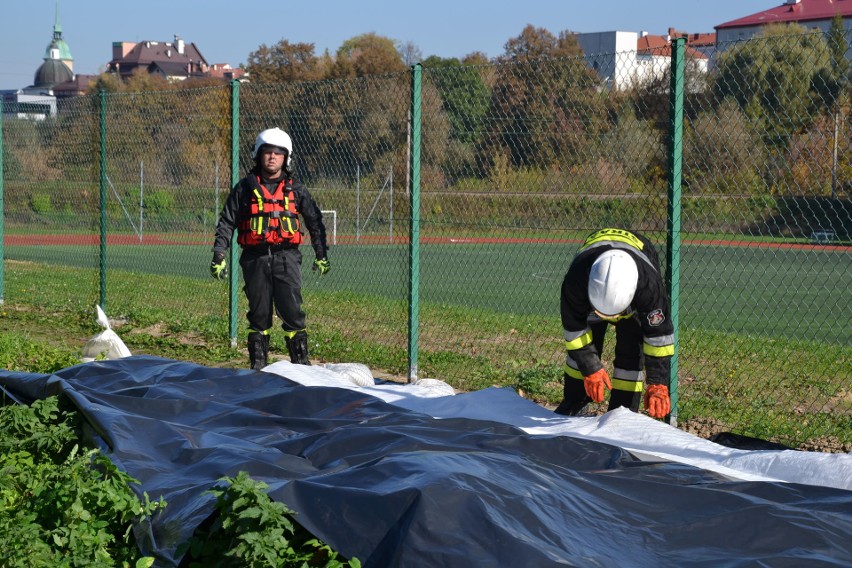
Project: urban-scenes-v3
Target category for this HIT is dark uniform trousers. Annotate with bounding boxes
[563,313,646,413]
[590,314,645,412]
[240,246,305,334]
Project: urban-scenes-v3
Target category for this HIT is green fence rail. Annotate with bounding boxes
[2,29,850,450]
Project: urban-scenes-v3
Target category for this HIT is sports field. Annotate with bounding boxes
[5,238,850,344]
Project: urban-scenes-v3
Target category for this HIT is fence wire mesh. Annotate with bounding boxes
[1,29,849,450]
[676,30,851,450]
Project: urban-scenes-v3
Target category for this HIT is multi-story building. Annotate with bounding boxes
[716,0,852,57]
[577,29,710,90]
[107,36,209,82]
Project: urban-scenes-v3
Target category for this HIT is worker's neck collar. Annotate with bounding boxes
[256,170,286,183]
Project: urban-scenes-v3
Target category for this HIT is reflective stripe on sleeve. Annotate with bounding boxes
[564,327,593,350]
[643,334,675,358]
[564,353,583,379]
[563,365,584,379]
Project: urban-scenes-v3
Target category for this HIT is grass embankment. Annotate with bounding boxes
[1,259,849,451]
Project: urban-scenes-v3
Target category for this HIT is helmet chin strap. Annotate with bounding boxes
[593,309,633,322]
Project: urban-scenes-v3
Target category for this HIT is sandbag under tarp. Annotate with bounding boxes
[1,356,850,568]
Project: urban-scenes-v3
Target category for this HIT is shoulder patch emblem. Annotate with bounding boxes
[647,309,665,327]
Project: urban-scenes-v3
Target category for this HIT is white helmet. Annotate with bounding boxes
[588,249,639,316]
[252,127,293,166]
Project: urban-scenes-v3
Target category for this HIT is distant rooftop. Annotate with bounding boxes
[717,0,852,29]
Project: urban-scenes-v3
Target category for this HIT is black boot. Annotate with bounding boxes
[248,332,269,371]
[554,373,592,416]
[286,331,310,365]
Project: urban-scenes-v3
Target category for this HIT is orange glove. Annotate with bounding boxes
[583,368,612,403]
[644,384,671,418]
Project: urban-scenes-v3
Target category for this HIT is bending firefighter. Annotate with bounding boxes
[556,228,674,419]
[211,127,330,370]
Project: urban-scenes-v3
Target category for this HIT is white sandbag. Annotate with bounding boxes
[81,305,132,362]
[410,378,456,397]
[322,362,376,387]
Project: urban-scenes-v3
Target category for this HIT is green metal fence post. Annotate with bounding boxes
[666,37,686,426]
[0,99,4,305]
[407,63,422,382]
[99,89,108,311]
[228,80,241,348]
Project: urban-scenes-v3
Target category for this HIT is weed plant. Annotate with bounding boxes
[178,472,360,568]
[0,396,164,567]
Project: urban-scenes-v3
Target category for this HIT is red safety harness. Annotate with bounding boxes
[237,176,303,247]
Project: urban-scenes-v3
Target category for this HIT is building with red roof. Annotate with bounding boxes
[107,36,210,82]
[208,63,248,82]
[716,0,852,45]
[577,29,710,90]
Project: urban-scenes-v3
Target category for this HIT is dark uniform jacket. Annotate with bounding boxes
[212,170,328,260]
[560,228,674,386]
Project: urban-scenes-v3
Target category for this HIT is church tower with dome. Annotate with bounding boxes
[25,0,74,95]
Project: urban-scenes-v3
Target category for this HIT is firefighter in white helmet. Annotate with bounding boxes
[556,228,674,419]
[210,127,329,370]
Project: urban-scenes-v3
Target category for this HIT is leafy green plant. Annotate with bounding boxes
[0,396,164,567]
[0,397,77,457]
[0,331,81,374]
[178,471,360,568]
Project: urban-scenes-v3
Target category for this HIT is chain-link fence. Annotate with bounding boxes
[1,29,849,450]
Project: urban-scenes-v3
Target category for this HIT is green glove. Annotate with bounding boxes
[312,258,330,276]
[210,252,228,280]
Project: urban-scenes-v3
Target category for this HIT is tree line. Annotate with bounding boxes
[2,20,849,233]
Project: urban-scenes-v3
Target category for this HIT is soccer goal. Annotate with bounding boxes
[321,210,337,245]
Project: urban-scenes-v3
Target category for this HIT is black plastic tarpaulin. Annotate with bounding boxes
[1,355,851,567]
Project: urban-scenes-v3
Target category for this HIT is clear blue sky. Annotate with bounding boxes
[0,0,780,90]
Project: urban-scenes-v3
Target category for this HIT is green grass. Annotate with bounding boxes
[675,330,851,450]
[6,239,850,342]
[1,248,849,451]
[0,331,83,374]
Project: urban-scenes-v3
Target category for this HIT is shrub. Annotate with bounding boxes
[143,190,175,216]
[30,194,53,215]
[0,396,165,567]
[178,471,361,568]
